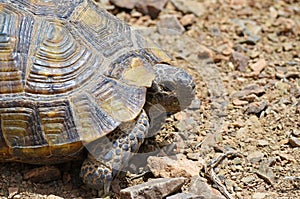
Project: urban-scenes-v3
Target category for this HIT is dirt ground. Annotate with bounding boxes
[1,0,300,198]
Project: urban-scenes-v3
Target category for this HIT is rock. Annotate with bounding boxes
[166,192,204,199]
[232,19,261,45]
[276,152,296,163]
[241,176,256,184]
[289,136,300,147]
[23,166,61,183]
[180,14,196,27]
[109,0,137,9]
[171,0,205,17]
[229,51,249,72]
[8,187,19,198]
[231,84,265,99]
[247,150,264,163]
[249,59,267,75]
[240,93,258,102]
[232,98,248,106]
[136,0,168,19]
[158,15,185,35]
[47,195,64,199]
[120,177,186,199]
[147,154,203,178]
[257,160,275,185]
[188,176,226,199]
[188,98,201,110]
[257,139,269,146]
[245,100,267,115]
[252,192,268,199]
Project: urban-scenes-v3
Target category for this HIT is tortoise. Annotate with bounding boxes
[0,0,195,194]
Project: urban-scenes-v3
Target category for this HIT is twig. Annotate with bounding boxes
[204,151,243,199]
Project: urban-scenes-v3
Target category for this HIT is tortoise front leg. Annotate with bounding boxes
[80,110,149,195]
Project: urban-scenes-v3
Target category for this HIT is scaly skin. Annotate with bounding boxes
[80,64,195,195]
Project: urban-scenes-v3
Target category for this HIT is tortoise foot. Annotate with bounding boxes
[80,110,149,194]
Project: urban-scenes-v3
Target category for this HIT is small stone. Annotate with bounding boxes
[8,187,18,198]
[47,194,64,199]
[292,129,300,137]
[247,151,264,163]
[242,84,265,97]
[109,0,137,9]
[166,192,204,199]
[230,51,249,72]
[253,192,268,199]
[232,98,248,106]
[285,71,300,79]
[267,33,279,42]
[283,42,293,51]
[180,14,196,26]
[233,157,243,165]
[240,93,258,102]
[249,50,261,59]
[241,176,256,184]
[158,15,185,35]
[249,59,267,75]
[275,81,290,95]
[258,160,275,184]
[189,176,226,199]
[188,98,201,110]
[257,139,269,146]
[233,19,261,44]
[269,7,278,19]
[136,0,168,19]
[245,101,267,115]
[171,0,205,17]
[289,137,300,147]
[120,177,186,199]
[276,153,296,163]
[187,153,200,161]
[147,154,203,178]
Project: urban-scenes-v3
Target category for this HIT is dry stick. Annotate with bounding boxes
[205,151,243,199]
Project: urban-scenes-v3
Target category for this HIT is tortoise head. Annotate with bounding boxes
[145,64,195,115]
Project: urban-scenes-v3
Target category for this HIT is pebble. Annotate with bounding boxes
[166,192,204,199]
[253,192,268,199]
[232,98,248,106]
[136,0,168,19]
[249,59,267,75]
[158,15,185,35]
[8,187,19,198]
[258,160,275,184]
[180,14,196,26]
[109,0,137,9]
[247,151,264,163]
[120,177,186,199]
[241,176,256,184]
[188,98,201,110]
[289,137,300,147]
[257,139,269,146]
[245,100,267,115]
[229,51,249,72]
[170,0,205,17]
[188,176,226,199]
[147,154,203,178]
[47,194,64,199]
[232,19,261,44]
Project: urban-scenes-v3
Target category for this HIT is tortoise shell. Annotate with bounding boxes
[0,0,171,164]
